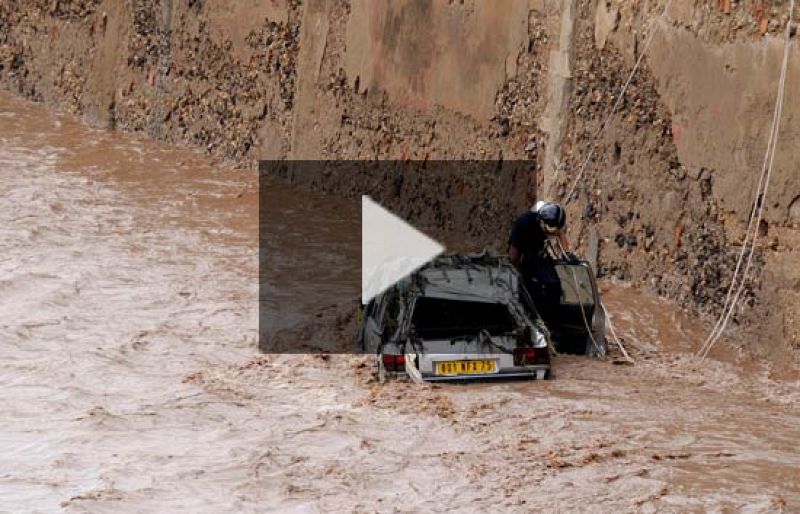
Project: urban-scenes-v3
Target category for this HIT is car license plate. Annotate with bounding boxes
[436,359,496,376]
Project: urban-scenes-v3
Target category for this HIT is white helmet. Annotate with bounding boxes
[531,200,547,212]
[532,201,566,234]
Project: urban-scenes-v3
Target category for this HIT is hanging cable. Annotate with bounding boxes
[698,0,795,360]
[564,0,674,204]
[604,307,634,363]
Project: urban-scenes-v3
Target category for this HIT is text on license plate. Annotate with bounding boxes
[436,359,496,375]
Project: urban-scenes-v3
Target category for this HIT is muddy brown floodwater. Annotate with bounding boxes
[1,91,798,513]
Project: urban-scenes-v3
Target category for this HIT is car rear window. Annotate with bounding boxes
[555,264,595,306]
[411,297,517,339]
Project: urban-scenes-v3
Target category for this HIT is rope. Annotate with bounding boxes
[569,264,605,355]
[404,353,425,384]
[564,0,674,204]
[604,306,634,363]
[698,0,795,360]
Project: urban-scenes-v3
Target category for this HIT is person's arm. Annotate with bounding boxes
[509,243,521,268]
[508,215,525,269]
[558,230,570,253]
[557,229,582,262]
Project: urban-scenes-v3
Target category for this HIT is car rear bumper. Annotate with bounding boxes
[420,365,549,382]
[415,353,549,381]
[380,352,551,382]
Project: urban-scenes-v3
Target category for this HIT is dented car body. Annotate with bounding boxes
[358,254,553,381]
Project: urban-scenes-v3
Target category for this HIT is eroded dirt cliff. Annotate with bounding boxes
[1,0,798,362]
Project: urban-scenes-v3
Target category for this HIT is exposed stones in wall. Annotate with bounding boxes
[0,3,42,101]
[136,5,299,159]
[556,0,761,325]
[669,0,798,43]
[40,0,101,20]
[594,0,797,59]
[52,58,85,114]
[112,1,302,160]
[245,19,300,110]
[128,0,159,69]
[0,0,301,163]
[494,11,551,164]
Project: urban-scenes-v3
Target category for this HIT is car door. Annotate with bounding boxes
[553,261,607,355]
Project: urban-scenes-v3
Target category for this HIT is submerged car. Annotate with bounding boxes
[357,253,606,382]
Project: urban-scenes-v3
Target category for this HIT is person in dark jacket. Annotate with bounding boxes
[508,201,576,325]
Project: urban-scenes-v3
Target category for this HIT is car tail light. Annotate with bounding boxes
[514,347,549,366]
[382,354,405,372]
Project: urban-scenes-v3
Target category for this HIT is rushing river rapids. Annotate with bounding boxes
[0,92,798,513]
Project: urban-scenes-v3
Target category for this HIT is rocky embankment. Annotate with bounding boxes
[1,0,798,363]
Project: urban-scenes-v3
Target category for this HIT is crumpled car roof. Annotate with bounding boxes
[409,254,521,305]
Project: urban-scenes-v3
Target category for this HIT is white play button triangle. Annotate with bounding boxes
[362,196,445,304]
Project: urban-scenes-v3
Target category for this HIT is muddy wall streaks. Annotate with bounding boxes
[1,0,798,360]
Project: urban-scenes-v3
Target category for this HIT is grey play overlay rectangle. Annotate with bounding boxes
[259,160,535,353]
